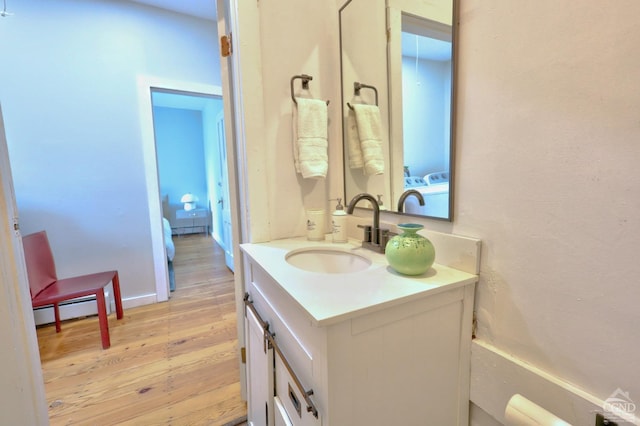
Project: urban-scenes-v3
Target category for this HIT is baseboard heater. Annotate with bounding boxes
[32,289,112,326]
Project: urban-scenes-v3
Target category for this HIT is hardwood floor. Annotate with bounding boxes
[36,234,247,425]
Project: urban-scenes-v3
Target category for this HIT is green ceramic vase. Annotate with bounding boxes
[385,223,435,275]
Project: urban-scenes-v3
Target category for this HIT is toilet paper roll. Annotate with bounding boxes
[504,394,572,426]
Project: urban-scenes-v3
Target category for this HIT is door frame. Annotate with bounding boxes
[137,76,224,302]
[0,103,49,423]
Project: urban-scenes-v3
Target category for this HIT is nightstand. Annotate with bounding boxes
[172,209,210,235]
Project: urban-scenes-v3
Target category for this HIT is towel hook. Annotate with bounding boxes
[291,74,330,105]
[347,81,379,110]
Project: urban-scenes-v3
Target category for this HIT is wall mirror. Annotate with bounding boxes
[340,0,456,221]
[339,0,390,211]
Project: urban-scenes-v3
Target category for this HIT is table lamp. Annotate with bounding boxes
[180,193,198,211]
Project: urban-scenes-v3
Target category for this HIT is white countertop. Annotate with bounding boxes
[240,236,478,326]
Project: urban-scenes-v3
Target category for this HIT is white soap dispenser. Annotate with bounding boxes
[331,198,348,243]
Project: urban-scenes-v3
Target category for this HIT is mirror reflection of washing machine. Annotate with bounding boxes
[403,171,449,217]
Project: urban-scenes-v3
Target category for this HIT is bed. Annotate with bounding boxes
[163,217,176,291]
[162,195,176,291]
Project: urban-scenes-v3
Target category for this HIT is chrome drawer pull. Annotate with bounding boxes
[288,383,301,417]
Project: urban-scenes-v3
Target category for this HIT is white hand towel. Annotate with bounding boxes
[293,97,328,179]
[346,109,363,169]
[353,104,385,175]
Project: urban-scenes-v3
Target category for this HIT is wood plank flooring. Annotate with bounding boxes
[36,234,247,425]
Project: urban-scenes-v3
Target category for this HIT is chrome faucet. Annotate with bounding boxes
[347,193,389,253]
[397,189,425,213]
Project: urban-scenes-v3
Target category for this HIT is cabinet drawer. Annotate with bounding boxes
[176,208,208,219]
[274,396,293,426]
[275,356,321,426]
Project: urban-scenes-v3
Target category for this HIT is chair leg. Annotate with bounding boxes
[112,271,124,320]
[96,290,110,349]
[54,302,61,333]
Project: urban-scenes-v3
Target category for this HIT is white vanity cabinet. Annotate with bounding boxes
[241,237,479,426]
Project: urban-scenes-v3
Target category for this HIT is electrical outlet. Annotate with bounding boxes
[596,413,619,426]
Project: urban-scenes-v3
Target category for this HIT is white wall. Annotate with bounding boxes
[454,0,640,422]
[0,0,220,300]
[238,0,640,423]
[154,106,208,219]
[255,1,344,241]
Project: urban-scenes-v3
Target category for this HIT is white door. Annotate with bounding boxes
[215,110,234,271]
[0,103,48,423]
[245,306,274,426]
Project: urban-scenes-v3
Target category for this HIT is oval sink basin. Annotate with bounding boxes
[285,247,372,274]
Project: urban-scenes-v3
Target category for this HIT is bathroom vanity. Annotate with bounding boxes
[240,234,479,425]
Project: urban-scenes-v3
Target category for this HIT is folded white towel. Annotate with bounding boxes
[293,98,328,179]
[353,104,385,175]
[346,109,363,169]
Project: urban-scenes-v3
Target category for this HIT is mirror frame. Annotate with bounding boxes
[340,0,458,221]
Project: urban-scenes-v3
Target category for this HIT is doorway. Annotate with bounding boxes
[137,77,233,302]
[151,90,220,237]
[151,89,235,290]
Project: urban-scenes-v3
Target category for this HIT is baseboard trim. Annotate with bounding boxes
[120,293,158,311]
[470,339,639,425]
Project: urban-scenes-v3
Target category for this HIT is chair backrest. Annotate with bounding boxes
[22,231,58,299]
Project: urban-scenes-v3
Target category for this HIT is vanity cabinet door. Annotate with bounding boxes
[274,396,293,426]
[245,306,274,426]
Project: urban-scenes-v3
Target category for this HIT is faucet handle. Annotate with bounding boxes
[379,229,397,248]
[357,224,372,242]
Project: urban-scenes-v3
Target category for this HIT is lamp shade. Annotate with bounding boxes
[180,193,199,211]
[180,193,198,203]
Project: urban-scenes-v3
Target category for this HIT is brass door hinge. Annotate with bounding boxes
[221,33,232,57]
[241,347,246,363]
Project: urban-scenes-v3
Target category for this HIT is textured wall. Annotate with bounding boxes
[453,0,640,409]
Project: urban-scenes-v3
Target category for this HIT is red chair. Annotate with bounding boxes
[22,230,123,349]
